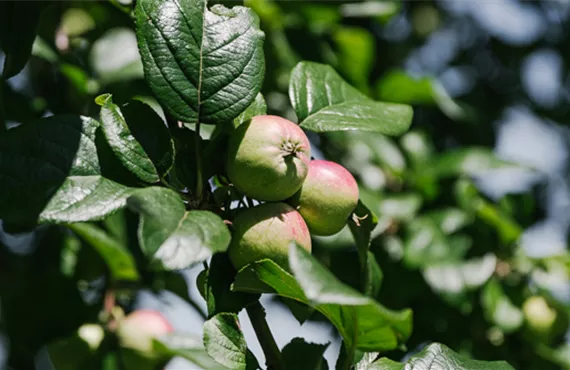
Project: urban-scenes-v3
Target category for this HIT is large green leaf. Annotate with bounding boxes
[99,95,174,183]
[368,343,515,370]
[127,187,231,270]
[0,2,47,78]
[203,313,259,369]
[67,223,139,282]
[0,115,136,225]
[289,62,412,134]
[135,0,265,124]
[233,244,412,352]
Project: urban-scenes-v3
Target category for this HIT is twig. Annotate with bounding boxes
[246,301,283,370]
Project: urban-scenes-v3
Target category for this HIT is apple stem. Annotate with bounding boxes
[246,301,283,370]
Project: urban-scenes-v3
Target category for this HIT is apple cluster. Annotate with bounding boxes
[226,115,359,271]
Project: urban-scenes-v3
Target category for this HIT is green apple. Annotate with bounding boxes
[227,115,311,201]
[291,160,359,236]
[228,202,312,271]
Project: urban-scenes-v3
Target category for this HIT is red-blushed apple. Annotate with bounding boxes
[227,115,311,201]
[117,310,173,355]
[291,160,359,236]
[228,202,311,271]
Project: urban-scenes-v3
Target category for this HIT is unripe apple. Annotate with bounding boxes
[117,310,173,356]
[523,296,557,336]
[228,202,311,271]
[227,115,311,201]
[291,160,359,236]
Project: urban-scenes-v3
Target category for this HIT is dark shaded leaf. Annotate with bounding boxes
[0,115,137,225]
[0,2,47,78]
[204,254,260,317]
[282,337,329,370]
[99,95,174,183]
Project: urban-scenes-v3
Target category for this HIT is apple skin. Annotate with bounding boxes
[117,310,173,356]
[228,202,312,271]
[227,115,311,201]
[291,160,359,236]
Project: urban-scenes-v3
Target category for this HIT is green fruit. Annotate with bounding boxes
[117,310,173,357]
[523,296,557,335]
[228,202,312,271]
[227,115,311,201]
[291,160,359,236]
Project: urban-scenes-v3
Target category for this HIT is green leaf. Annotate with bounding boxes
[127,187,230,270]
[423,254,497,296]
[204,254,260,317]
[234,93,267,127]
[233,244,412,352]
[340,2,400,21]
[430,148,517,178]
[155,334,229,369]
[333,27,374,92]
[376,70,464,120]
[90,28,144,84]
[481,279,524,333]
[400,130,435,165]
[348,200,381,296]
[67,223,139,282]
[404,217,471,269]
[135,0,265,124]
[0,115,137,225]
[426,208,472,234]
[0,2,47,78]
[40,176,137,224]
[289,62,412,134]
[99,95,174,183]
[203,313,259,369]
[369,343,515,370]
[348,132,407,173]
[282,337,329,370]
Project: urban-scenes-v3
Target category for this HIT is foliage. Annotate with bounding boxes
[0,0,567,369]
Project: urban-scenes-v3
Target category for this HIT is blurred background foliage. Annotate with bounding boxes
[3,0,570,369]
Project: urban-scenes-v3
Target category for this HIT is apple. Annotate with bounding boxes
[117,310,173,356]
[227,115,311,201]
[291,160,359,236]
[228,202,311,271]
